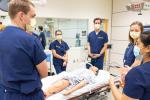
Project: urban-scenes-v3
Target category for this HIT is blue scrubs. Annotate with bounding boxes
[88,31,108,69]
[0,83,4,100]
[39,32,46,49]
[49,40,69,74]
[32,32,39,39]
[123,62,150,100]
[0,26,47,100]
[0,70,4,100]
[0,31,4,100]
[123,43,135,67]
[0,68,4,99]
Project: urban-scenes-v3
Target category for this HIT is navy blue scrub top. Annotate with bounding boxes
[0,26,47,94]
[88,30,108,54]
[123,43,135,66]
[39,32,46,49]
[0,31,2,82]
[32,32,39,39]
[49,40,69,65]
[123,62,150,100]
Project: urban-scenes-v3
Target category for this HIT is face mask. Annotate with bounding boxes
[56,35,62,41]
[30,18,36,27]
[130,32,140,39]
[0,25,5,31]
[25,18,36,33]
[94,24,100,30]
[133,45,140,57]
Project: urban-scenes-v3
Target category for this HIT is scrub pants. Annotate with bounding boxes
[4,89,44,100]
[54,64,66,74]
[0,84,4,100]
[91,55,104,70]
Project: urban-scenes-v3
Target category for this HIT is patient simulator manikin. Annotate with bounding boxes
[44,63,99,98]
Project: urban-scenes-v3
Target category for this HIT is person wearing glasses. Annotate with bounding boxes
[49,30,69,74]
[87,18,108,70]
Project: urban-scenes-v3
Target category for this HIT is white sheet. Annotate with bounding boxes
[42,70,110,100]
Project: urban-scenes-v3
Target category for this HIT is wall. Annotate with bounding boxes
[35,0,112,35]
[110,0,150,66]
[0,0,112,40]
[0,10,7,16]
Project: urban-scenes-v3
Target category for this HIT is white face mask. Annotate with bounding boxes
[94,24,100,30]
[56,35,62,41]
[26,18,36,33]
[130,31,140,39]
[30,18,36,27]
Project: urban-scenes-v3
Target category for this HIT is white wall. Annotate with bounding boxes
[110,0,150,66]
[0,0,112,40]
[35,0,111,18]
[0,10,8,16]
[35,0,112,33]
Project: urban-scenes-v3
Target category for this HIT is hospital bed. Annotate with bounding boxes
[42,70,120,100]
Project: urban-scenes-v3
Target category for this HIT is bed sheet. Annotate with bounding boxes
[42,70,110,100]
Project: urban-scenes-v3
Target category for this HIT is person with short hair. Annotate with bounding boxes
[38,26,46,49]
[87,18,108,69]
[0,0,48,100]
